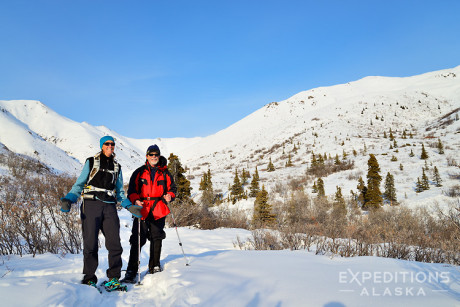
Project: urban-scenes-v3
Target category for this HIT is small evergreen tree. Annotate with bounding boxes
[318,154,325,165]
[421,169,430,190]
[253,185,276,227]
[415,178,424,193]
[437,138,444,154]
[168,153,192,201]
[312,181,318,194]
[316,178,325,197]
[383,172,397,205]
[241,168,249,185]
[230,169,244,203]
[249,167,260,197]
[389,128,395,141]
[421,143,429,160]
[267,157,275,172]
[433,166,442,187]
[333,186,347,218]
[334,186,345,206]
[334,154,341,165]
[200,169,214,207]
[357,176,367,206]
[285,154,293,167]
[364,154,382,209]
[310,152,317,167]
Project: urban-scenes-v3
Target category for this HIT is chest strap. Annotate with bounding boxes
[83,185,115,196]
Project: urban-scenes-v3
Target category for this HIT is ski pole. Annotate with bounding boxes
[137,217,142,285]
[167,202,190,266]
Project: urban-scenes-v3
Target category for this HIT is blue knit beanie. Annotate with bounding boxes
[100,136,115,149]
[146,144,160,155]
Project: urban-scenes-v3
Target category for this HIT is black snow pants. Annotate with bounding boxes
[80,199,123,283]
[126,212,166,272]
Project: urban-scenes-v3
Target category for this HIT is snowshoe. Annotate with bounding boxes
[120,271,137,284]
[102,278,128,292]
[83,280,102,293]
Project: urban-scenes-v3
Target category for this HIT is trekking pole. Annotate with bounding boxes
[136,218,142,285]
[167,202,190,266]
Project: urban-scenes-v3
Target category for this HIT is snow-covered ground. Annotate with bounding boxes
[0,210,459,307]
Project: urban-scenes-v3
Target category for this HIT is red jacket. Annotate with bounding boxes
[128,157,177,220]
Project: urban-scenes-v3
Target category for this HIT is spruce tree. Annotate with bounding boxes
[311,152,317,167]
[267,157,275,172]
[421,169,430,190]
[421,143,429,160]
[334,186,345,206]
[230,168,244,202]
[199,171,208,191]
[333,186,347,218]
[357,176,367,206]
[167,153,192,201]
[433,166,442,187]
[253,185,276,227]
[409,149,415,157]
[383,172,397,205]
[334,154,340,165]
[241,168,249,185]
[249,166,260,197]
[318,154,325,165]
[312,181,318,194]
[316,178,325,197]
[389,128,394,141]
[415,178,424,193]
[437,138,444,154]
[200,169,214,206]
[364,154,382,209]
[285,154,293,167]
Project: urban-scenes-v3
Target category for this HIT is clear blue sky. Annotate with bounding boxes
[1,0,459,138]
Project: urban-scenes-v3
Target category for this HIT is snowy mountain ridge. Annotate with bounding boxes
[1,65,459,208]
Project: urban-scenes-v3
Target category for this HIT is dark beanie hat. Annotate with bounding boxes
[146,144,160,155]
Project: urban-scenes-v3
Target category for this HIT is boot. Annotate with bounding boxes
[148,239,162,273]
[120,270,137,284]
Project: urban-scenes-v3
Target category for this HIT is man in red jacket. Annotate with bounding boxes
[122,145,177,283]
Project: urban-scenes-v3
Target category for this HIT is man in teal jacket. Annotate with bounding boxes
[60,136,142,291]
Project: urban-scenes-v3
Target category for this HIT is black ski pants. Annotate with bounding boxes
[126,213,166,272]
[81,199,123,283]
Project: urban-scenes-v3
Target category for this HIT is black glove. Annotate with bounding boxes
[127,204,142,218]
[60,198,72,213]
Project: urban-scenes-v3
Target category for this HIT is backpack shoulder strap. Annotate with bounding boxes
[87,153,101,183]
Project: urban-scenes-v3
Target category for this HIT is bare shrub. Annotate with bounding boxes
[443,185,460,197]
[0,170,81,256]
[306,160,355,179]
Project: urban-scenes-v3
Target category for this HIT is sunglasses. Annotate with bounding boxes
[148,153,160,157]
[103,142,115,147]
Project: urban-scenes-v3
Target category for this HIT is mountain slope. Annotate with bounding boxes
[1,66,459,208]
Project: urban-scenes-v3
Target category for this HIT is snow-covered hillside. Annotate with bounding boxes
[1,66,459,208]
[0,100,203,176]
